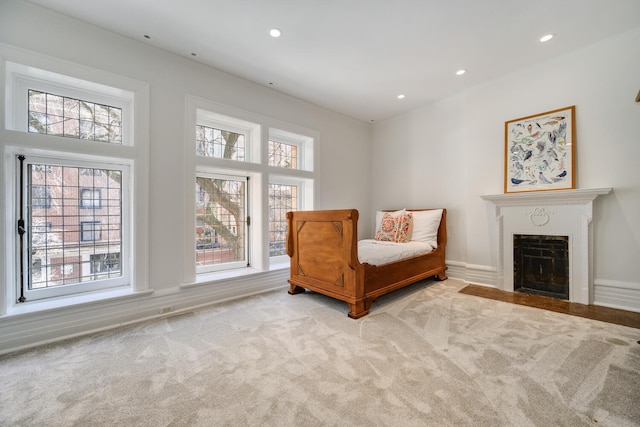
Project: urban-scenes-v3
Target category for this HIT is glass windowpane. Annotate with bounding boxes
[27,163,123,289]
[195,176,247,267]
[195,124,245,161]
[46,94,64,116]
[268,183,297,256]
[27,90,122,144]
[28,90,46,113]
[268,140,298,169]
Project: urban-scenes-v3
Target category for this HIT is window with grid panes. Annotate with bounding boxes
[196,124,245,161]
[191,101,315,276]
[268,183,297,256]
[28,90,123,143]
[195,175,248,272]
[23,160,126,298]
[4,59,141,304]
[268,140,297,169]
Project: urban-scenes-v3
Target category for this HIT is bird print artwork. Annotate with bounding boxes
[505,106,574,192]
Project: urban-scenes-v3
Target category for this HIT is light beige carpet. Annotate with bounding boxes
[1,279,639,426]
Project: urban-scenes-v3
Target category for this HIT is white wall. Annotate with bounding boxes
[0,1,371,353]
[372,28,640,311]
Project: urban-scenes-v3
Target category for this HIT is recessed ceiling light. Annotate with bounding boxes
[456,69,466,76]
[397,94,406,99]
[540,34,554,42]
[270,28,282,38]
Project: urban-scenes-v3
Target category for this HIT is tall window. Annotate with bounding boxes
[268,183,297,256]
[195,175,248,272]
[22,159,126,300]
[267,129,311,259]
[190,99,315,277]
[3,58,144,305]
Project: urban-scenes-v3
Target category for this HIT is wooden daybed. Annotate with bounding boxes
[286,209,447,318]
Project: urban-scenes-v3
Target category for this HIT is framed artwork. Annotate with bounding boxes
[504,106,575,193]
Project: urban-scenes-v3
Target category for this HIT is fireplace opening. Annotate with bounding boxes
[513,234,569,300]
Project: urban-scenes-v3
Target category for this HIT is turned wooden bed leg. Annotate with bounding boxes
[347,298,372,319]
[288,284,306,295]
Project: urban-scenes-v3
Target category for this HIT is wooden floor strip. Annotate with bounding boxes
[459,284,640,329]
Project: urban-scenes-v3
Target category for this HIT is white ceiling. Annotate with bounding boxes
[27,0,640,122]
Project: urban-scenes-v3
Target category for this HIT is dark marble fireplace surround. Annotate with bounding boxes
[514,234,569,300]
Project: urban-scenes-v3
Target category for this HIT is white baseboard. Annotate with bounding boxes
[464,264,498,287]
[593,279,640,313]
[444,261,467,281]
[446,261,497,287]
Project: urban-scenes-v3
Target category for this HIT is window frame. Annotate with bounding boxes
[184,96,318,284]
[267,177,304,261]
[1,49,149,314]
[16,153,131,302]
[6,61,134,146]
[26,89,124,144]
[196,123,247,162]
[269,128,314,172]
[196,108,260,163]
[194,170,250,274]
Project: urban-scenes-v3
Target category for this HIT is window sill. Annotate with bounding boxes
[3,286,153,318]
[183,263,289,289]
[269,259,289,270]
[185,267,262,288]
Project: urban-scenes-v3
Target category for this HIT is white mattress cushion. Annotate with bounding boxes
[358,239,434,266]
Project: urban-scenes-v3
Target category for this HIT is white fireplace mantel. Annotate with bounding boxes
[481,188,612,304]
